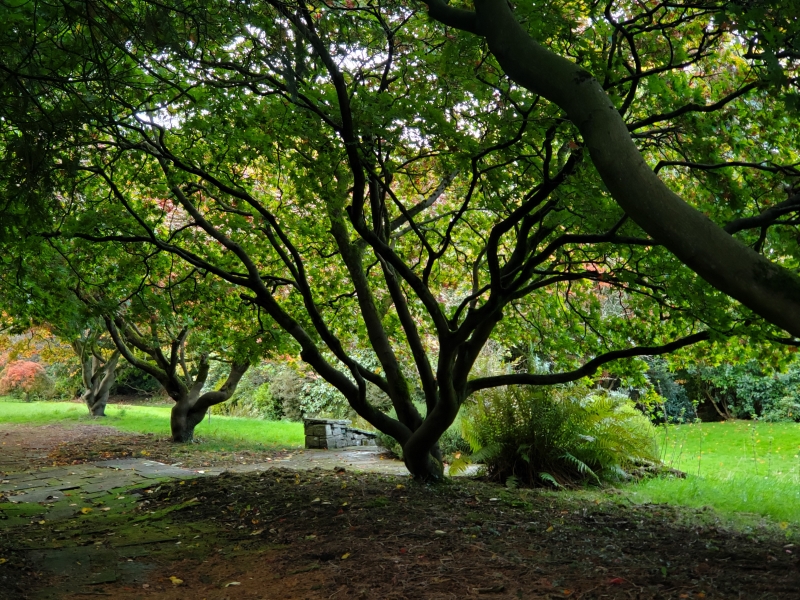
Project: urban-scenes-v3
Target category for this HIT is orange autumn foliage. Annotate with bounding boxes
[0,360,54,398]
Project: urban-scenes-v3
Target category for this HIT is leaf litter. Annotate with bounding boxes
[1,467,789,599]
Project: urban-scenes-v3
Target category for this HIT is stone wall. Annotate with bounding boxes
[304,418,378,449]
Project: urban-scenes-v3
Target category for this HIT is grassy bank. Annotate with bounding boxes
[0,398,304,448]
[628,420,800,525]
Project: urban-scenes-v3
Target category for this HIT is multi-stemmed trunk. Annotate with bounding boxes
[82,351,120,416]
[104,316,251,443]
[168,360,250,442]
[73,339,121,417]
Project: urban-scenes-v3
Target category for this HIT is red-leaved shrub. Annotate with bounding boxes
[0,361,54,399]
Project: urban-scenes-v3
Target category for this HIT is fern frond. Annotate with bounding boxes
[538,472,561,488]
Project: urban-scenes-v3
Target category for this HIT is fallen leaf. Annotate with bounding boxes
[80,507,93,514]
[224,581,241,587]
[546,526,554,532]
[38,520,46,525]
[0,558,7,565]
[341,552,350,560]
[251,529,264,536]
[476,585,505,593]
[169,576,183,586]
[100,507,111,512]
[608,577,625,585]
[396,484,405,490]
[434,530,446,535]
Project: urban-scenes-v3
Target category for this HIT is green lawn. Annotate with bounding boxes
[0,398,304,448]
[628,420,800,526]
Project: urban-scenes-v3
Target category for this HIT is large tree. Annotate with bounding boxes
[2,0,798,478]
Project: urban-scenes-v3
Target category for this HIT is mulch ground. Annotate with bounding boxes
[45,435,288,470]
[54,468,800,600]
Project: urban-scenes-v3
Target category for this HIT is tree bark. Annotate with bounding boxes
[169,360,250,442]
[423,0,800,338]
[76,345,121,417]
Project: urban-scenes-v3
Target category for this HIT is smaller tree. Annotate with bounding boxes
[105,315,250,442]
[71,327,121,417]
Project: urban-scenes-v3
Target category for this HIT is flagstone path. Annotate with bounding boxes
[1,446,409,506]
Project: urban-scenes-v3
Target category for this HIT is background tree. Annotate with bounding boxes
[71,325,120,416]
[0,250,122,413]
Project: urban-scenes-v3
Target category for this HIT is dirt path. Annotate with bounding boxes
[0,424,139,472]
[0,422,409,475]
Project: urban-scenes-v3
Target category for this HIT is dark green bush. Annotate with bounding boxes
[645,358,696,423]
[111,363,163,397]
[685,361,800,422]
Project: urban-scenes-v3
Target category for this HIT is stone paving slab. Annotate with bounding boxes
[1,461,202,504]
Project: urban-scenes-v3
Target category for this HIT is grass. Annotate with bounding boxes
[627,420,800,526]
[0,397,304,448]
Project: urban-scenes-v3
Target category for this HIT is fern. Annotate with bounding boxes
[538,472,561,488]
[461,385,660,487]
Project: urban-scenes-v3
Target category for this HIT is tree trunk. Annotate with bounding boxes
[169,361,250,442]
[81,351,120,417]
[170,396,205,442]
[399,399,459,481]
[402,442,444,481]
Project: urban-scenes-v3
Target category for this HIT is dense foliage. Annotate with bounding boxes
[685,360,800,422]
[453,386,659,487]
[0,360,54,400]
[1,0,799,477]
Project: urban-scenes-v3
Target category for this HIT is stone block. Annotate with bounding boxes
[307,424,331,437]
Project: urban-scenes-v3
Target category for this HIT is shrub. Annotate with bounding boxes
[0,361,54,400]
[684,361,800,422]
[211,362,284,419]
[48,361,82,401]
[111,363,163,397]
[645,358,696,423]
[453,386,659,487]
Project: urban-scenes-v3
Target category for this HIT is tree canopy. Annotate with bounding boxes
[1,0,799,478]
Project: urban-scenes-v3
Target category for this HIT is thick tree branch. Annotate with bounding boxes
[423,0,800,337]
[466,331,711,395]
